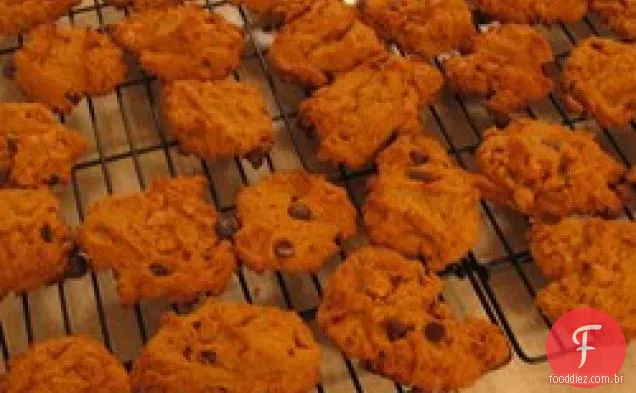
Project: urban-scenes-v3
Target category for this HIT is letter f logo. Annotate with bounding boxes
[572,324,603,369]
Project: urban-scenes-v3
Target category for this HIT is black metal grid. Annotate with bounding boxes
[0,0,634,391]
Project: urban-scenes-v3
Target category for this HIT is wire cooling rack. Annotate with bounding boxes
[0,1,635,392]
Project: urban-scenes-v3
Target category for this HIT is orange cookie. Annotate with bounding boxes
[0,0,80,35]
[472,0,587,24]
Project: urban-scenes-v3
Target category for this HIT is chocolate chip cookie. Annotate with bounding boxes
[3,336,131,393]
[443,24,553,120]
[0,0,80,35]
[0,188,73,298]
[532,218,636,339]
[562,37,636,128]
[268,0,387,87]
[299,56,443,169]
[0,103,87,187]
[475,119,630,218]
[316,247,510,391]
[110,6,244,81]
[131,300,320,393]
[592,0,636,39]
[358,0,475,58]
[235,171,357,273]
[14,24,126,113]
[77,176,236,305]
[472,0,588,24]
[163,80,274,167]
[364,135,481,272]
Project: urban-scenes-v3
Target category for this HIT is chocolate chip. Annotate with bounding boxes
[423,321,446,343]
[192,321,201,330]
[65,92,83,105]
[215,216,239,240]
[245,149,265,168]
[183,346,192,360]
[148,263,171,277]
[385,318,410,341]
[406,168,440,183]
[199,350,217,365]
[273,239,295,258]
[409,150,429,165]
[6,134,18,155]
[65,251,89,279]
[40,224,53,243]
[288,201,311,221]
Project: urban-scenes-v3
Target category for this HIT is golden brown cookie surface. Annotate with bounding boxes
[269,0,387,87]
[229,0,313,20]
[364,135,481,272]
[4,336,131,393]
[14,25,126,113]
[358,0,475,58]
[131,300,320,393]
[0,188,73,297]
[472,0,587,24]
[0,103,87,187]
[592,0,636,39]
[532,218,636,339]
[0,0,80,35]
[317,247,510,391]
[562,37,636,128]
[163,80,274,167]
[475,120,629,218]
[443,24,553,119]
[78,176,236,304]
[108,0,183,10]
[235,171,357,273]
[110,6,243,81]
[299,56,443,169]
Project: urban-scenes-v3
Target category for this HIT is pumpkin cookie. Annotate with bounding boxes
[532,218,636,339]
[163,80,274,167]
[0,0,80,36]
[77,176,236,304]
[358,0,475,58]
[591,0,636,39]
[317,247,510,391]
[3,336,131,393]
[472,0,587,24]
[268,0,387,87]
[364,135,481,272]
[131,300,320,393]
[299,56,443,169]
[0,103,87,187]
[14,25,126,113]
[443,24,553,119]
[562,37,636,128]
[110,6,244,81]
[0,188,73,297]
[475,119,630,218]
[234,171,357,273]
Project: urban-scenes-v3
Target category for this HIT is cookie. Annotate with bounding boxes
[475,119,630,218]
[163,80,274,167]
[234,171,356,273]
[0,188,73,298]
[592,0,636,39]
[363,135,481,272]
[229,0,313,21]
[108,0,183,10]
[358,0,475,58]
[110,6,244,81]
[562,37,636,128]
[443,24,553,119]
[533,218,636,339]
[0,103,87,187]
[472,0,587,24]
[299,56,443,169]
[131,300,320,393]
[14,25,125,113]
[3,336,131,393]
[0,0,80,36]
[268,0,387,87]
[77,176,236,304]
[316,247,510,391]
